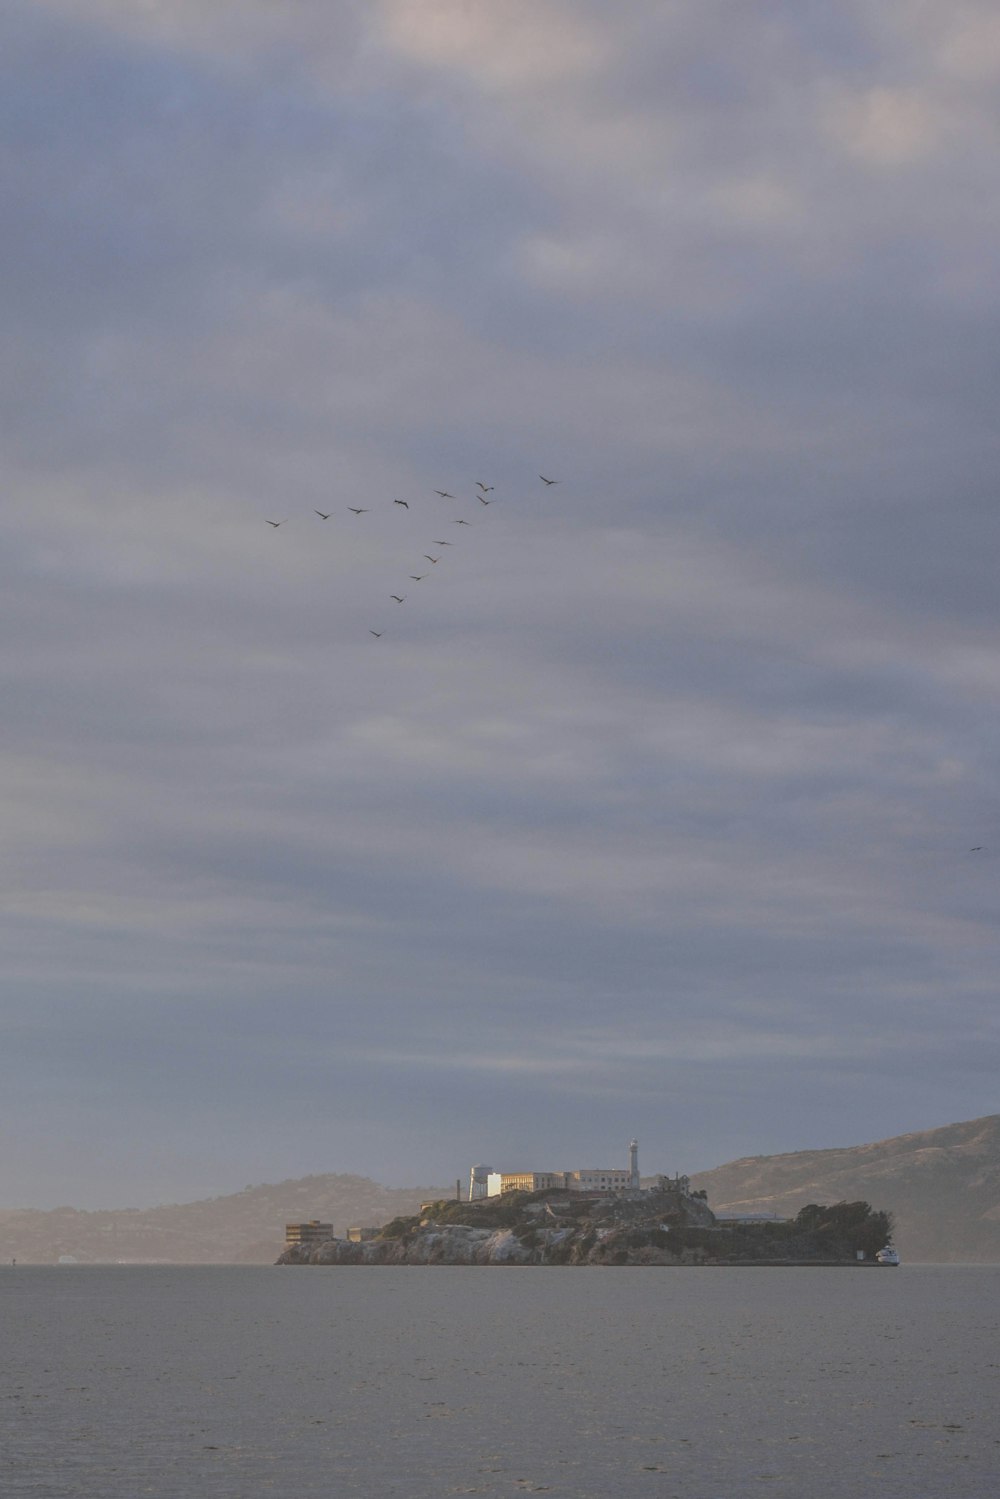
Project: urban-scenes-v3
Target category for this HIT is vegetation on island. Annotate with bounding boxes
[279,1187,895,1266]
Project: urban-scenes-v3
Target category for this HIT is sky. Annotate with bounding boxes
[3,0,999,1209]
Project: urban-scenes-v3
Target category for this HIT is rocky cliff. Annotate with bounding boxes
[277,1186,889,1266]
[279,1185,717,1266]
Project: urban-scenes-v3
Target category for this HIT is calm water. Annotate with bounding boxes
[1,1265,997,1497]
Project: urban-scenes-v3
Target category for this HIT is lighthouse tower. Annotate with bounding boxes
[628,1138,640,1189]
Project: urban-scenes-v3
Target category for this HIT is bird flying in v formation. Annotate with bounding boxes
[250,464,563,640]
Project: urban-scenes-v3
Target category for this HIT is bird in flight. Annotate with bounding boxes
[478,496,492,505]
[539,474,559,485]
[453,518,470,525]
[970,846,984,851]
[390,595,405,603]
[394,499,409,509]
[314,510,332,520]
[265,519,285,528]
[476,483,494,493]
[432,540,453,546]
[435,490,455,499]
[410,574,427,581]
[423,555,440,564]
[348,507,368,515]
[369,630,383,638]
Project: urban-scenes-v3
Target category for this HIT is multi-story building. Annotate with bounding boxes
[482,1145,640,1198]
[284,1220,333,1248]
[563,1169,631,1193]
[486,1171,567,1196]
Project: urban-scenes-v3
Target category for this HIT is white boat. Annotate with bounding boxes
[875,1245,900,1266]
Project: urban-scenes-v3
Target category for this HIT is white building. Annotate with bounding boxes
[563,1169,631,1193]
[482,1143,639,1198]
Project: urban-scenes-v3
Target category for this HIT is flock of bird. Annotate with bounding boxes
[258,480,989,857]
[263,474,560,637]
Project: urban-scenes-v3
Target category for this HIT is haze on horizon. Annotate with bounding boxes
[2,1,999,1211]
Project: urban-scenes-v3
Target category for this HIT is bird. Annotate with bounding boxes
[423,555,440,564]
[432,540,453,546]
[369,630,383,637]
[410,574,427,581]
[435,490,455,499]
[390,595,405,603]
[478,496,492,505]
[348,507,369,515]
[970,846,984,851]
[476,483,494,492]
[394,499,409,508]
[265,519,285,528]
[539,474,559,485]
[314,510,332,520]
[453,518,470,525]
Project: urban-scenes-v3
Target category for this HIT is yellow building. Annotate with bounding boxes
[285,1219,333,1247]
[487,1171,566,1195]
[484,1165,634,1197]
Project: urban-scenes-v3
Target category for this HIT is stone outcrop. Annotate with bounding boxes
[299,1225,533,1266]
[277,1185,729,1267]
[276,1185,896,1266]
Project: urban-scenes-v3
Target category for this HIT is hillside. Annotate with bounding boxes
[2,1114,998,1264]
[0,1175,449,1264]
[689,1114,1000,1262]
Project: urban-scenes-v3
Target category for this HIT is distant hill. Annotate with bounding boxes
[689,1114,1000,1263]
[0,1175,450,1265]
[3,1115,998,1263]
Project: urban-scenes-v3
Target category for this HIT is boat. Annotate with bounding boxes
[875,1245,900,1266]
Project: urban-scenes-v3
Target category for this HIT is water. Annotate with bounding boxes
[1,1265,997,1497]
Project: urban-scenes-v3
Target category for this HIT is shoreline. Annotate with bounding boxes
[279,1256,894,1268]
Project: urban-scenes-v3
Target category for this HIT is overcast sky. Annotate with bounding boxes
[3,0,999,1208]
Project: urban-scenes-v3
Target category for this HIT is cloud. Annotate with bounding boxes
[377,0,603,91]
[823,86,945,167]
[2,0,1000,1207]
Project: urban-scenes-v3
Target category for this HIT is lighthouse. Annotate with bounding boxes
[628,1138,640,1189]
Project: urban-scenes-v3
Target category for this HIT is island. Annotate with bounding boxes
[276,1184,894,1266]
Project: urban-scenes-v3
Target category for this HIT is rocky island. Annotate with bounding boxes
[277,1183,893,1266]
